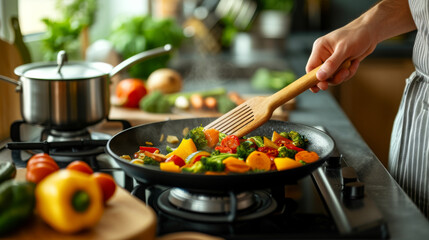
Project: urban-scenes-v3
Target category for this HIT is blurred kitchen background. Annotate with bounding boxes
[0,0,416,167]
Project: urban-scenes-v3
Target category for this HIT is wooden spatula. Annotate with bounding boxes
[204,61,351,138]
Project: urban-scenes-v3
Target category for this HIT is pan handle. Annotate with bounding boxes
[0,75,21,92]
[109,44,173,78]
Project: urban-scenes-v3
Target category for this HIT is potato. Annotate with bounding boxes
[146,68,183,94]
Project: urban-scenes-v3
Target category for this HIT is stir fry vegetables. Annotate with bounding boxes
[120,127,320,174]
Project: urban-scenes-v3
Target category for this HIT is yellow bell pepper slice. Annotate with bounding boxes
[160,161,181,173]
[165,138,197,161]
[274,157,303,171]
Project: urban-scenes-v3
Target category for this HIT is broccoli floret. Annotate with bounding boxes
[181,161,205,173]
[200,153,236,172]
[280,131,308,148]
[185,126,208,150]
[142,156,160,166]
[249,136,264,147]
[236,141,256,159]
[218,132,227,143]
[277,146,298,158]
[166,145,175,153]
[139,91,171,113]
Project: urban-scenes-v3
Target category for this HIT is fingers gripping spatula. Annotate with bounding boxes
[204,61,351,138]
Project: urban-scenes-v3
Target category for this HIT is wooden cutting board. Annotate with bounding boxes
[9,169,157,240]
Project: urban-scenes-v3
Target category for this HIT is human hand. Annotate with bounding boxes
[306,24,377,93]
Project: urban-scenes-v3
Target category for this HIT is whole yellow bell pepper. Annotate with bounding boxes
[35,169,104,234]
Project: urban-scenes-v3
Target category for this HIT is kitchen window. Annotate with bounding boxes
[18,0,62,35]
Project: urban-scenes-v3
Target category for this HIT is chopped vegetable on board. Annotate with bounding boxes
[0,180,36,235]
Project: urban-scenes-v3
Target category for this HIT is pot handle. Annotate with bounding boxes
[0,75,21,92]
[109,44,173,78]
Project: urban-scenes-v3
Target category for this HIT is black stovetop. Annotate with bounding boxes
[131,155,389,239]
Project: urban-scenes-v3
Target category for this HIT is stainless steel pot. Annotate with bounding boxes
[0,44,172,131]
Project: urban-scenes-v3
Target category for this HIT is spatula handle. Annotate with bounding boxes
[267,61,351,110]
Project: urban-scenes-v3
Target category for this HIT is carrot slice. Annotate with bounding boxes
[223,157,251,173]
[204,128,220,148]
[245,151,271,171]
[295,151,319,163]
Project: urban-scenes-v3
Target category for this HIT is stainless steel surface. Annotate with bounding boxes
[19,75,109,130]
[289,89,429,240]
[56,50,67,74]
[109,44,172,77]
[168,188,254,213]
[313,161,385,235]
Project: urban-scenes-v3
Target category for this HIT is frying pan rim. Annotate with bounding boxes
[106,118,335,179]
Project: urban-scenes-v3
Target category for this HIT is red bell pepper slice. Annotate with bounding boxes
[274,138,305,152]
[139,146,160,153]
[165,155,186,167]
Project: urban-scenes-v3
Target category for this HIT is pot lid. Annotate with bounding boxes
[15,62,113,80]
[15,50,113,80]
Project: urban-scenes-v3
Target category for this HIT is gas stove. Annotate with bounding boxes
[0,122,390,239]
[129,127,389,239]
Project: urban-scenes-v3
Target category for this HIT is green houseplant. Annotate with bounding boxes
[41,0,97,60]
[109,15,184,79]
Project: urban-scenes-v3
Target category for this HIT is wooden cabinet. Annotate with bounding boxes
[331,58,415,167]
[0,39,22,141]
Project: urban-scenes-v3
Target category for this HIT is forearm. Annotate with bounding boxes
[353,0,416,43]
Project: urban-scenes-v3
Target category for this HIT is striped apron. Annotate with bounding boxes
[389,0,429,218]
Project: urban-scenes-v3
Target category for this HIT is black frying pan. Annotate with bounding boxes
[106,118,335,191]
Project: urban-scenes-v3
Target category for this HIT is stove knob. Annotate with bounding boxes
[343,182,365,199]
[326,156,341,168]
[341,166,358,185]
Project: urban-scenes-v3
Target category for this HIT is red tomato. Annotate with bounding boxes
[215,146,235,153]
[220,135,241,152]
[26,162,58,183]
[165,155,186,167]
[257,147,279,158]
[274,137,293,146]
[116,78,147,108]
[27,153,59,171]
[91,172,117,203]
[66,160,94,175]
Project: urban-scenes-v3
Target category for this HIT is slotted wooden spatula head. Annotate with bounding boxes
[205,61,350,137]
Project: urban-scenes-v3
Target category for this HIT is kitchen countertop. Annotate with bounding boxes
[290,89,429,239]
[1,45,427,238]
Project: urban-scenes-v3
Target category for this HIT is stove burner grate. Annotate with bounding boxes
[157,188,277,223]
